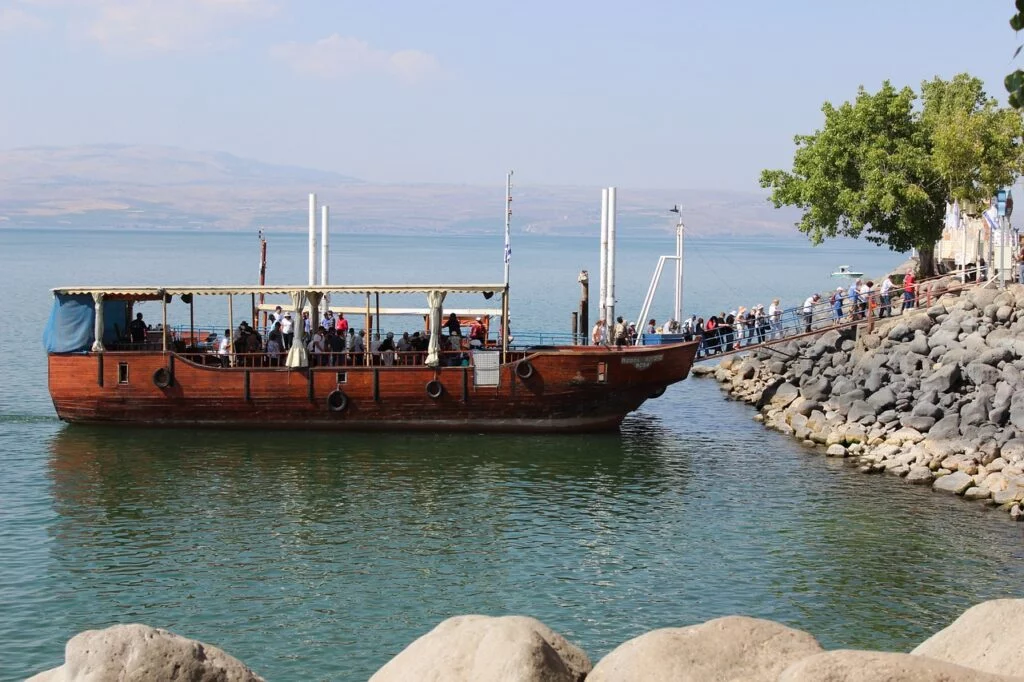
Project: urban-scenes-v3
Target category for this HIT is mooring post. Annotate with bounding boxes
[571,312,578,344]
[578,270,589,345]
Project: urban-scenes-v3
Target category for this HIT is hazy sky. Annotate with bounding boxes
[0,0,1017,190]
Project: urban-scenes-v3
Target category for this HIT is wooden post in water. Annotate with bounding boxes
[571,312,578,344]
[578,270,589,345]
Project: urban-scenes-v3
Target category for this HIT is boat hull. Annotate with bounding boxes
[48,342,699,433]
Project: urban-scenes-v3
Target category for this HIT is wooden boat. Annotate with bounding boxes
[45,284,700,433]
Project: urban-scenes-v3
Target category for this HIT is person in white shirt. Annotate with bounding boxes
[879,276,894,317]
[217,329,231,367]
[768,299,782,339]
[280,312,294,349]
[591,319,607,345]
[802,294,819,333]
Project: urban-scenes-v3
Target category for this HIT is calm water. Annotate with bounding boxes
[2,228,1023,681]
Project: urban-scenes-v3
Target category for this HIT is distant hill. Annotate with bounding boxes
[0,144,801,237]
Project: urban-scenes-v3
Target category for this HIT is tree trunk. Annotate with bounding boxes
[917,242,937,277]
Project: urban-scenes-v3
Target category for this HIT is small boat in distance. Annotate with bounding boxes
[830,265,864,278]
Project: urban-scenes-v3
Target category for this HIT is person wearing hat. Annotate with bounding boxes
[768,299,782,339]
[830,286,845,323]
[468,316,486,348]
[803,293,821,333]
[280,311,294,349]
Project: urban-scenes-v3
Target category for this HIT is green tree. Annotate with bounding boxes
[1007,1,1024,108]
[760,75,1024,276]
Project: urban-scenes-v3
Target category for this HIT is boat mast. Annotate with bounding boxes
[258,230,267,329]
[502,170,513,360]
[672,205,684,324]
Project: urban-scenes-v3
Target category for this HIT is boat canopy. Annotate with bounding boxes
[51,284,508,298]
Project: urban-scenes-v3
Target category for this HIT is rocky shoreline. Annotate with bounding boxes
[693,280,1024,520]
[26,599,1024,680]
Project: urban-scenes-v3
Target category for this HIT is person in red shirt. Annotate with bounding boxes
[335,312,349,335]
[468,317,486,347]
[902,271,916,311]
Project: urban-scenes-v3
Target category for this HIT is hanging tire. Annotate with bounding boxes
[152,367,171,388]
[648,387,666,399]
[515,360,535,380]
[425,380,444,399]
[326,390,348,412]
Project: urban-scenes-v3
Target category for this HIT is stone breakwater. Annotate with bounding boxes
[693,282,1024,520]
[25,599,1024,680]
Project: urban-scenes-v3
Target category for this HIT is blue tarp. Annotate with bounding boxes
[42,294,128,353]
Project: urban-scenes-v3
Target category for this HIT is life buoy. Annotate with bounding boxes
[326,390,348,412]
[426,380,444,399]
[648,387,666,399]
[515,360,535,380]
[152,367,171,388]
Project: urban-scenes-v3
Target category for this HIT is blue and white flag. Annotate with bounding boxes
[984,205,1000,233]
[504,226,511,265]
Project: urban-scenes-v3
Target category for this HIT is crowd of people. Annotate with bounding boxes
[215,307,498,368]
[588,272,923,357]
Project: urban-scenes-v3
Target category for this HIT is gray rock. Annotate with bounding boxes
[970,287,1000,309]
[907,314,934,333]
[887,323,911,341]
[929,329,959,350]
[911,599,1024,677]
[865,386,896,412]
[370,615,591,682]
[905,466,935,484]
[24,624,265,682]
[908,332,930,356]
[927,303,948,318]
[965,362,1001,387]
[911,402,944,420]
[826,444,847,457]
[964,487,992,500]
[979,347,1013,366]
[799,376,831,403]
[863,368,889,393]
[933,471,973,494]
[847,401,876,424]
[921,363,961,394]
[900,416,936,432]
[768,382,799,409]
[589,616,823,682]
[781,650,1023,682]
[876,409,900,424]
[995,304,1013,322]
[840,339,855,352]
[831,377,856,397]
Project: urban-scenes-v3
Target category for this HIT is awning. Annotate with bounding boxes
[52,284,509,298]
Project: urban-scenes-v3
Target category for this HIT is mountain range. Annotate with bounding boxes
[0,144,801,238]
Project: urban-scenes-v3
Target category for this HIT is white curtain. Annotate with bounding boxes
[425,290,446,368]
[308,291,323,335]
[285,290,309,368]
[91,292,105,352]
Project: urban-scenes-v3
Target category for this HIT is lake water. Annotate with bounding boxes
[2,228,1023,681]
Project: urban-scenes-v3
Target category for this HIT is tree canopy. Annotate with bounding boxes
[760,74,1024,275]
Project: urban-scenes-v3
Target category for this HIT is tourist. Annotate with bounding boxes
[848,279,862,320]
[351,330,365,365]
[721,311,735,351]
[379,332,396,366]
[302,311,311,339]
[396,331,413,363]
[335,312,349,335]
[218,329,231,367]
[902,271,916,311]
[830,286,844,323]
[592,319,607,345]
[370,332,381,365]
[627,322,638,346]
[754,305,768,344]
[705,315,719,353]
[646,319,657,335]
[445,312,461,337]
[308,326,326,366]
[879,276,894,318]
[326,327,344,366]
[266,323,284,366]
[768,299,782,339]
[613,316,627,348]
[128,312,147,346]
[802,293,819,333]
[468,316,486,348]
[321,310,333,332]
[280,312,294,349]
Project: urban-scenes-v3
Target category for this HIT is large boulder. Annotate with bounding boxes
[799,376,831,403]
[865,386,896,412]
[921,363,962,394]
[965,362,1001,388]
[779,649,1020,682]
[911,599,1024,677]
[933,471,974,495]
[370,615,590,682]
[587,616,822,682]
[768,382,800,409]
[25,624,264,682]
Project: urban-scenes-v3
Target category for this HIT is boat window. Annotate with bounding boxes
[118,362,129,384]
[336,371,347,384]
[597,362,607,383]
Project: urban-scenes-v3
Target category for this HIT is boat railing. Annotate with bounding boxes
[173,349,487,369]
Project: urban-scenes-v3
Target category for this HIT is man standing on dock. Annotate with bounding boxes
[803,293,819,333]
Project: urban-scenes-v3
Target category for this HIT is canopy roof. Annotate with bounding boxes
[52,284,509,299]
[257,304,503,316]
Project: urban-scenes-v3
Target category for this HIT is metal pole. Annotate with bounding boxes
[599,188,608,327]
[258,231,267,328]
[228,294,234,365]
[503,171,513,286]
[501,286,509,362]
[365,292,371,366]
[675,209,684,324]
[161,292,168,352]
[321,205,329,287]
[578,270,589,346]
[189,299,194,350]
[607,186,617,326]
[308,193,317,286]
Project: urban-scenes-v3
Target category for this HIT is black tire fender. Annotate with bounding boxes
[515,360,535,380]
[152,367,172,388]
[425,380,444,399]
[326,389,348,412]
